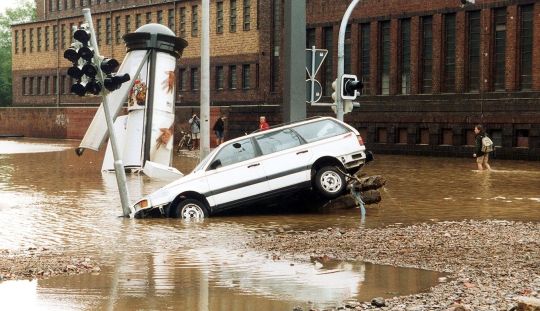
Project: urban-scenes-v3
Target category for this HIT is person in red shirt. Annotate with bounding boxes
[259,116,270,131]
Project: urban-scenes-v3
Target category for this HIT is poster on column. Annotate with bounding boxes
[149,53,177,165]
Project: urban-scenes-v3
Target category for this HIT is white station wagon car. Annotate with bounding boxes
[133,116,371,219]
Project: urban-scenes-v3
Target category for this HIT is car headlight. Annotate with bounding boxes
[133,199,150,210]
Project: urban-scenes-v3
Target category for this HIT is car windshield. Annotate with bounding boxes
[191,148,219,173]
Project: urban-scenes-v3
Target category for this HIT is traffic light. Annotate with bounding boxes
[341,74,363,100]
[64,25,130,96]
[331,79,338,104]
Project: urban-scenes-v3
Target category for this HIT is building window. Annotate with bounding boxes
[45,26,50,51]
[45,76,50,95]
[125,15,131,34]
[216,66,224,90]
[421,16,433,93]
[61,24,66,49]
[443,13,456,93]
[493,8,506,91]
[53,76,58,95]
[397,128,408,144]
[270,0,281,92]
[344,24,351,73]
[516,129,529,148]
[489,129,502,147]
[29,28,34,53]
[29,77,34,95]
[22,29,26,53]
[136,14,141,29]
[157,10,163,25]
[146,12,152,24]
[216,1,223,34]
[168,9,174,30]
[230,0,237,32]
[376,128,387,143]
[243,0,250,31]
[115,16,121,44]
[69,23,74,43]
[519,5,533,91]
[400,18,411,94]
[360,23,370,95]
[379,21,390,95]
[53,26,58,50]
[190,68,199,91]
[22,77,27,95]
[467,11,481,92]
[192,5,198,37]
[322,26,333,96]
[441,129,453,145]
[242,64,250,89]
[36,27,42,52]
[106,17,111,44]
[57,0,62,10]
[36,77,42,95]
[96,19,102,44]
[229,65,237,89]
[60,75,66,94]
[418,128,430,145]
[179,68,188,91]
[179,7,186,37]
[71,0,75,9]
[306,28,315,48]
[14,30,19,54]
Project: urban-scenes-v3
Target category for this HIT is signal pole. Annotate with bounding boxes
[82,9,132,217]
[336,0,360,121]
[200,0,211,159]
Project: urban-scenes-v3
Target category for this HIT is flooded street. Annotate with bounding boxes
[1,138,539,310]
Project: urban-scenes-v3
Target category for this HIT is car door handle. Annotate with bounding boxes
[296,150,308,155]
[247,163,260,168]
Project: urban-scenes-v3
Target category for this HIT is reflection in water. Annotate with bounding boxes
[1,139,539,309]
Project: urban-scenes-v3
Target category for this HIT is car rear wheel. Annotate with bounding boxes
[314,166,346,199]
[171,199,209,220]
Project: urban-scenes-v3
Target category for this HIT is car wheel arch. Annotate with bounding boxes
[311,156,345,178]
[168,191,210,217]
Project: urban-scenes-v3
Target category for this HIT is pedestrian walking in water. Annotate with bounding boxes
[472,124,492,171]
[189,113,200,150]
[213,115,226,146]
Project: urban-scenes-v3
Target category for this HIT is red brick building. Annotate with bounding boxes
[7,0,540,159]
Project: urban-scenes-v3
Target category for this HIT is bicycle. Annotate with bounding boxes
[176,130,194,152]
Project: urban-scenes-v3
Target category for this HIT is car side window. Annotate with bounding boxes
[211,138,257,168]
[255,129,304,155]
[292,119,349,143]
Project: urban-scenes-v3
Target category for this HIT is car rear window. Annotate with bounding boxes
[292,119,349,143]
[255,128,303,155]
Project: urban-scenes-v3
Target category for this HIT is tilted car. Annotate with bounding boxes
[132,116,371,219]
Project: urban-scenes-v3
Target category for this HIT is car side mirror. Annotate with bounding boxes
[209,159,222,170]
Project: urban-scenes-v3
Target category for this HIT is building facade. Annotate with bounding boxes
[9,0,540,159]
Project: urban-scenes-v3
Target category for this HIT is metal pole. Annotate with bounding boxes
[336,0,360,121]
[83,8,133,217]
[200,0,211,159]
[284,0,306,122]
[310,46,316,103]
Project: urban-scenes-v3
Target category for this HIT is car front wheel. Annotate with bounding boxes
[314,166,346,199]
[171,199,209,220]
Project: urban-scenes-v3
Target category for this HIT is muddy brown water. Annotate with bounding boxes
[1,138,539,310]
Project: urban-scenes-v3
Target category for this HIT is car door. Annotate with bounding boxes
[254,128,312,192]
[204,137,270,210]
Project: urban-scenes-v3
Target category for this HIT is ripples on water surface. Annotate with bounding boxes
[0,138,538,310]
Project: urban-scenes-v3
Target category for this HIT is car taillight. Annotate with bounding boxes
[357,135,364,146]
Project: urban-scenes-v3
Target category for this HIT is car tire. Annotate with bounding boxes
[314,166,346,199]
[171,199,209,220]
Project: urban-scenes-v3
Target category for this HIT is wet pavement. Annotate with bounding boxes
[1,138,539,310]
